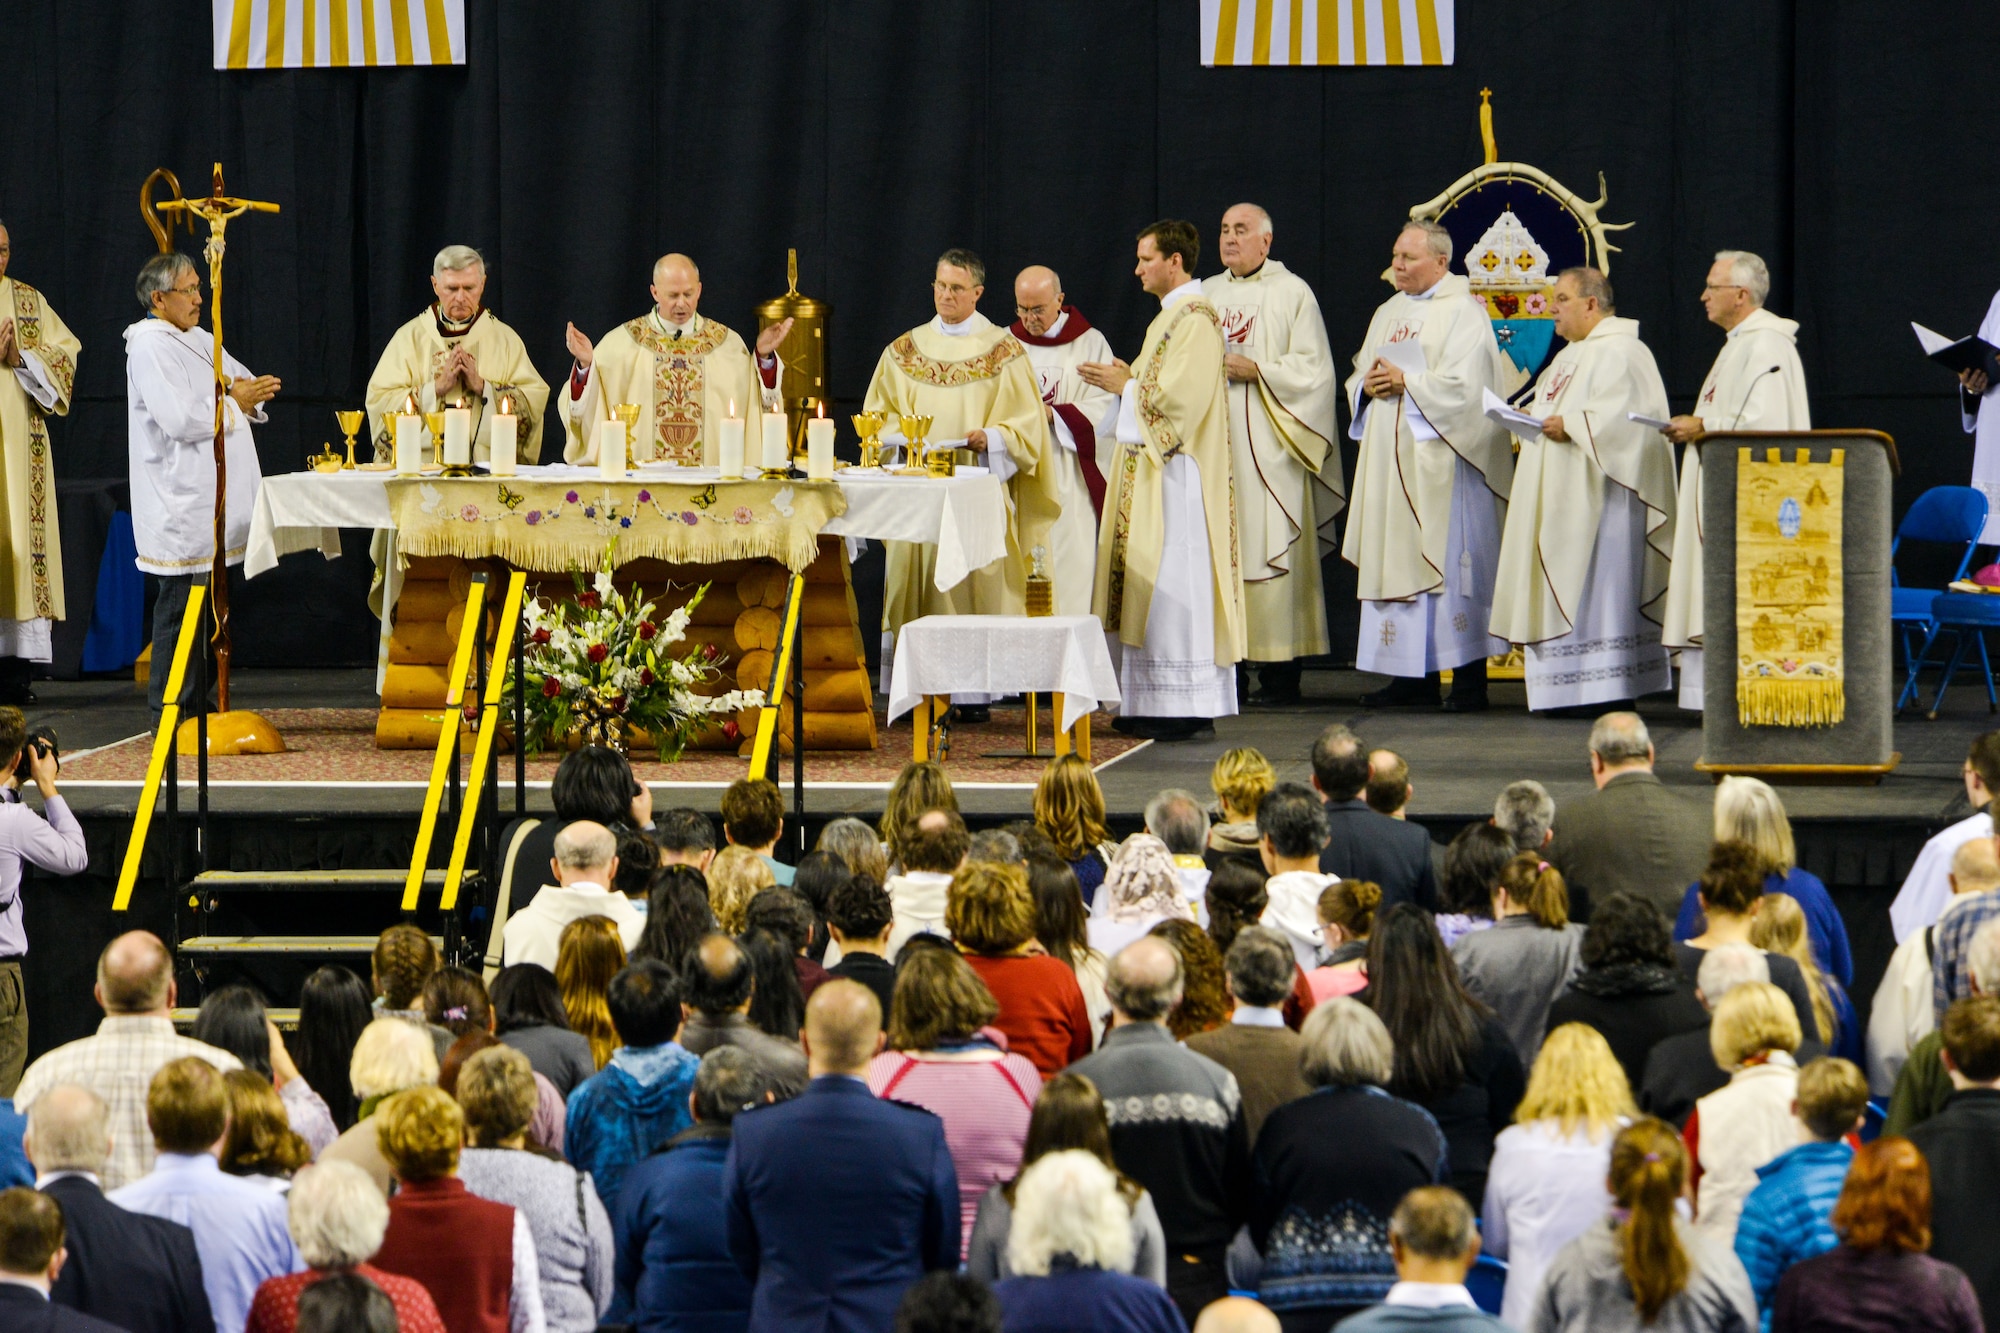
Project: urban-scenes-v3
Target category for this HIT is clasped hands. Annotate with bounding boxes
[1361,358,1406,399]
[0,319,19,369]
[227,374,281,413]
[433,345,485,396]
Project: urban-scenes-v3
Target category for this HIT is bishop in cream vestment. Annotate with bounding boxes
[1207,257,1342,682]
[1092,274,1245,725]
[0,267,77,676]
[1491,284,1677,712]
[1661,260,1810,709]
[1343,267,1516,689]
[1010,267,1118,618]
[364,308,548,464]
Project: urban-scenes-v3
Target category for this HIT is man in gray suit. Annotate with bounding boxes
[1543,713,1710,923]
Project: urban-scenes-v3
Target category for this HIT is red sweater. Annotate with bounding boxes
[374,1177,516,1333]
[965,953,1092,1077]
[247,1264,447,1333]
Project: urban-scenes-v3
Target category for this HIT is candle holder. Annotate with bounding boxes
[852,411,886,470]
[335,410,364,469]
[613,402,644,465]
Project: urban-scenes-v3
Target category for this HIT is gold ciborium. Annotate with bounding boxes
[852,411,886,469]
[308,442,345,474]
[896,414,934,475]
[423,411,446,470]
[335,410,364,469]
[613,402,644,465]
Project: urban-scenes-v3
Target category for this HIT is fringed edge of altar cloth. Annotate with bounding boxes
[1737,675,1845,728]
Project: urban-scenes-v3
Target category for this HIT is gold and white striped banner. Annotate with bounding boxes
[1200,0,1454,66]
[213,0,465,69]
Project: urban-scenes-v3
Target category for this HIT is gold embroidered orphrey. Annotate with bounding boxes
[889,332,1023,387]
[629,318,731,465]
[10,284,57,618]
[1736,446,1844,727]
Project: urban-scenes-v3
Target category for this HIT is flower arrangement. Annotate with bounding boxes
[505,546,762,758]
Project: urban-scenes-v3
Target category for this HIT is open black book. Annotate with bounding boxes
[1914,321,2000,382]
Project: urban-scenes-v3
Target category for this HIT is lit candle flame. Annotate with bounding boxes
[500,393,513,415]
[728,399,738,418]
[403,392,418,415]
[815,400,825,418]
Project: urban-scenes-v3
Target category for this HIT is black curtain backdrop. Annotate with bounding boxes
[4,1,1994,665]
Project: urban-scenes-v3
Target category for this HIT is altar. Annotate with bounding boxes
[245,464,1011,751]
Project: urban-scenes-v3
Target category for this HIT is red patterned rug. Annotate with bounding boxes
[63,707,1149,788]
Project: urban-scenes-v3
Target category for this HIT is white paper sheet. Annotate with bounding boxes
[1913,321,1954,356]
[1482,386,1545,436]
[1627,412,1674,432]
[1378,338,1428,377]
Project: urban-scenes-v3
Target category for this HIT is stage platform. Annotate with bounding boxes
[18,664,1989,1062]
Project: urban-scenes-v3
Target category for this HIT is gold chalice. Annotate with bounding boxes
[423,411,446,470]
[613,402,644,465]
[897,414,934,474]
[335,410,364,469]
[851,411,886,470]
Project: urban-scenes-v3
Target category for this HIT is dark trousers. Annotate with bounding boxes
[0,961,25,1097]
[1166,1244,1232,1327]
[148,572,218,715]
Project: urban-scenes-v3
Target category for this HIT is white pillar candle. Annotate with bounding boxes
[597,420,626,480]
[442,407,472,467]
[395,414,423,475]
[760,412,790,471]
[806,414,835,480]
[490,409,518,476]
[719,410,746,478]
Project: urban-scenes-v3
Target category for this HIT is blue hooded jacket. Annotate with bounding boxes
[565,1043,700,1212]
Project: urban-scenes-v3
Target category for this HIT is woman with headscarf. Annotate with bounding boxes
[1085,834,1191,960]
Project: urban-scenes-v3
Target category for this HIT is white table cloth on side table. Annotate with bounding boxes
[887,614,1121,761]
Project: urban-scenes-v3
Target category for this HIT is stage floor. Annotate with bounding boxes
[37,666,1978,824]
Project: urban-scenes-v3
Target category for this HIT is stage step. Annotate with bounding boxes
[170,1007,299,1030]
[177,934,442,955]
[190,869,446,892]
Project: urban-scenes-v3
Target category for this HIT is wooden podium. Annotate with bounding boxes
[1694,430,1900,783]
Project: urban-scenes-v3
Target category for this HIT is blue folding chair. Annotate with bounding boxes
[1893,486,1989,710]
[1467,1253,1508,1315]
[1911,591,2000,717]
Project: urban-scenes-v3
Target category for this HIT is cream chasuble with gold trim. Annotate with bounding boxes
[0,278,74,637]
[364,307,549,464]
[558,312,781,468]
[865,314,1058,634]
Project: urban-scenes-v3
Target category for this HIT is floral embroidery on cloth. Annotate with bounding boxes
[628,318,730,465]
[889,333,1023,387]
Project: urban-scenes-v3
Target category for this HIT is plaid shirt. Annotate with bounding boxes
[13,1016,242,1190]
[1932,890,2000,1024]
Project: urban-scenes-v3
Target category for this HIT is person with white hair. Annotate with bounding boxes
[1491,267,1676,716]
[1660,250,1811,710]
[1887,916,2000,1136]
[363,243,549,465]
[990,1151,1185,1333]
[314,1017,439,1196]
[558,253,786,469]
[1206,203,1342,706]
[1343,218,1516,713]
[241,1160,446,1333]
[1542,712,1712,922]
[1869,835,2000,1094]
[1491,780,1555,851]
[1143,789,1212,924]
[500,819,644,968]
[1639,941,1826,1127]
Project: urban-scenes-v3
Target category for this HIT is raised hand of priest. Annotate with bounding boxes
[1078,359,1131,395]
[229,375,282,411]
[756,317,795,357]
[1664,414,1704,443]
[1542,414,1569,443]
[1963,368,1991,395]
[565,322,595,369]
[1224,352,1261,383]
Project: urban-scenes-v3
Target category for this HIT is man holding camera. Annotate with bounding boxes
[0,707,84,1094]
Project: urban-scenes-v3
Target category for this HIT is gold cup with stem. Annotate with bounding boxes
[896,414,934,474]
[335,410,364,469]
[851,411,886,469]
[422,411,446,470]
[613,402,644,466]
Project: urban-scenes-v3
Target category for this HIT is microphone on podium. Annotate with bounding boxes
[1729,365,1784,429]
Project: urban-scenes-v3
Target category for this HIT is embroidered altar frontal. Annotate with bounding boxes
[385,477,845,573]
[1736,446,1844,727]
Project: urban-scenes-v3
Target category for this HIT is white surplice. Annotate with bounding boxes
[1965,289,2000,545]
[124,318,264,575]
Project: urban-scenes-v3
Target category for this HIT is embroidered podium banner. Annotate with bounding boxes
[214,0,464,69]
[1200,0,1455,66]
[1736,447,1845,727]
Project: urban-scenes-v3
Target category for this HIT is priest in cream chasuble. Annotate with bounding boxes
[1087,222,1245,736]
[1207,204,1342,703]
[866,250,1058,649]
[1343,220,1518,711]
[1491,268,1677,712]
[558,253,785,468]
[1661,251,1811,709]
[0,228,77,692]
[1010,265,1118,618]
[363,246,549,464]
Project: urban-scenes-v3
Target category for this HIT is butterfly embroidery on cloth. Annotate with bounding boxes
[494,484,526,511]
[771,485,795,518]
[690,485,719,510]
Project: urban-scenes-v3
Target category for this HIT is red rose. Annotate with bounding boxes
[721,720,740,741]
[587,643,609,663]
[701,643,719,662]
[637,621,657,640]
[611,694,628,714]
[640,668,655,687]
[577,590,601,610]
[541,677,561,698]
[530,627,551,645]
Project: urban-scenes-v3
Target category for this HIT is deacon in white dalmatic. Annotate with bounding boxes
[1081,220,1245,742]
[1008,265,1118,615]
[1491,267,1677,714]
[1206,203,1342,705]
[1661,250,1810,710]
[1958,287,2000,544]
[558,252,787,468]
[1342,219,1516,712]
[124,251,278,714]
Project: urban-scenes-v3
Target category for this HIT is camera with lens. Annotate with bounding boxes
[14,728,57,784]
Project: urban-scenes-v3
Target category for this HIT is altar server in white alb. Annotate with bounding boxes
[0,223,79,705]
[1081,220,1245,742]
[1491,267,1676,714]
[1206,203,1342,705]
[1661,250,1811,709]
[125,252,278,714]
[1342,219,1516,712]
[1957,286,2000,544]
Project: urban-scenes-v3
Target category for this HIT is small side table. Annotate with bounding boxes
[889,614,1121,765]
